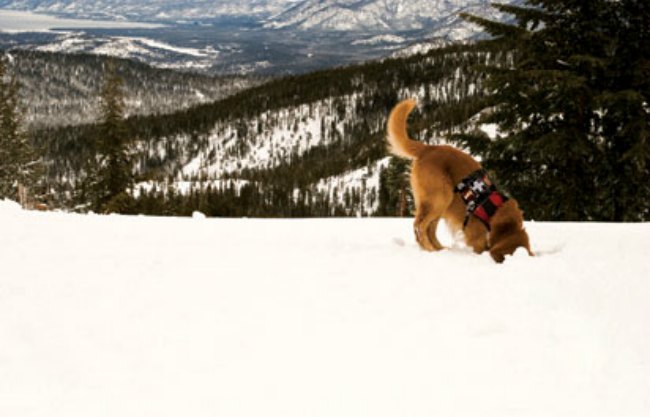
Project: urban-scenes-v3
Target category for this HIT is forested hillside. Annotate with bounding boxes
[33,42,505,216]
[4,50,261,128]
[5,0,646,221]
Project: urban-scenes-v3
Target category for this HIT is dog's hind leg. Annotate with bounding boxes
[426,218,445,251]
[411,161,453,252]
[414,201,450,252]
[413,203,438,251]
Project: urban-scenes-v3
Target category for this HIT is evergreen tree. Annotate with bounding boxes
[377,157,413,216]
[0,55,40,202]
[461,0,650,221]
[90,62,133,213]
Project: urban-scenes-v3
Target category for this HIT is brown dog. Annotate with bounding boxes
[387,99,533,263]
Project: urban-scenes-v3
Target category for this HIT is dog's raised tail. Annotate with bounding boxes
[386,99,427,160]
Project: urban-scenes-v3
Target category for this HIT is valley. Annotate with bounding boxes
[1,16,439,75]
[1,1,519,75]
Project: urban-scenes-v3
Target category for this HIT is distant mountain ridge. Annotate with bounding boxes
[265,0,512,37]
[1,0,520,75]
[1,0,517,39]
[0,0,300,21]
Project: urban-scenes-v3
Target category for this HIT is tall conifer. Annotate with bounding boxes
[91,61,133,213]
[377,158,413,216]
[0,55,40,202]
[460,0,650,221]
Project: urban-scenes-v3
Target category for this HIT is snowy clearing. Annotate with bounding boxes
[1,200,649,417]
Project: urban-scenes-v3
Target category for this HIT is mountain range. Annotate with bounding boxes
[1,0,518,75]
[266,0,512,38]
[0,1,300,21]
[0,0,515,38]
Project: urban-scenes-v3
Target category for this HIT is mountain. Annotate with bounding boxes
[0,0,301,21]
[0,0,518,35]
[265,0,516,39]
[5,50,261,128]
[1,1,519,76]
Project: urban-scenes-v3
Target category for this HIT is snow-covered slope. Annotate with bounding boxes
[1,200,649,417]
[35,32,221,70]
[0,0,301,21]
[174,97,359,181]
[266,0,516,37]
[1,0,520,74]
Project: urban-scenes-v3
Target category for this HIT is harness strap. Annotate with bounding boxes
[455,169,508,231]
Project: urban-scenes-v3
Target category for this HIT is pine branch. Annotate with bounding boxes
[459,13,527,39]
[491,3,551,29]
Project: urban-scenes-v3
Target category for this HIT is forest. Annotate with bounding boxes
[1,0,648,221]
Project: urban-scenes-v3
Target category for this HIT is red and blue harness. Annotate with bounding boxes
[454,169,508,231]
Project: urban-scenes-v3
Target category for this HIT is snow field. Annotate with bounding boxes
[1,201,649,417]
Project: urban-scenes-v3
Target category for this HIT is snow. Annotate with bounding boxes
[310,157,390,215]
[131,37,214,58]
[1,200,649,417]
[177,98,357,181]
[0,1,294,22]
[134,179,252,197]
[36,32,219,66]
[351,34,407,46]
[265,0,511,34]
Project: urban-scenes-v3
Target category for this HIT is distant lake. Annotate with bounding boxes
[0,9,162,32]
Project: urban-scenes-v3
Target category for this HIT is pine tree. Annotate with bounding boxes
[460,0,650,221]
[90,62,133,213]
[377,157,413,216]
[0,55,40,203]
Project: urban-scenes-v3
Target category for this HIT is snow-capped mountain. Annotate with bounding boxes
[1,0,521,75]
[1,0,518,37]
[0,0,301,21]
[265,0,516,37]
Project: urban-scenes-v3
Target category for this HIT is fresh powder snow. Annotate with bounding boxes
[1,199,649,417]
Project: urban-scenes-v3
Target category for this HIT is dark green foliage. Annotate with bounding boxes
[88,63,134,213]
[0,55,40,200]
[3,50,260,128]
[377,157,413,217]
[461,0,650,221]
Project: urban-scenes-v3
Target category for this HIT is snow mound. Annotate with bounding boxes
[0,198,22,213]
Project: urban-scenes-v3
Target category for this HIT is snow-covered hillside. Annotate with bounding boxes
[1,0,520,75]
[174,97,361,181]
[266,0,516,37]
[36,32,221,70]
[0,0,300,21]
[1,200,649,417]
